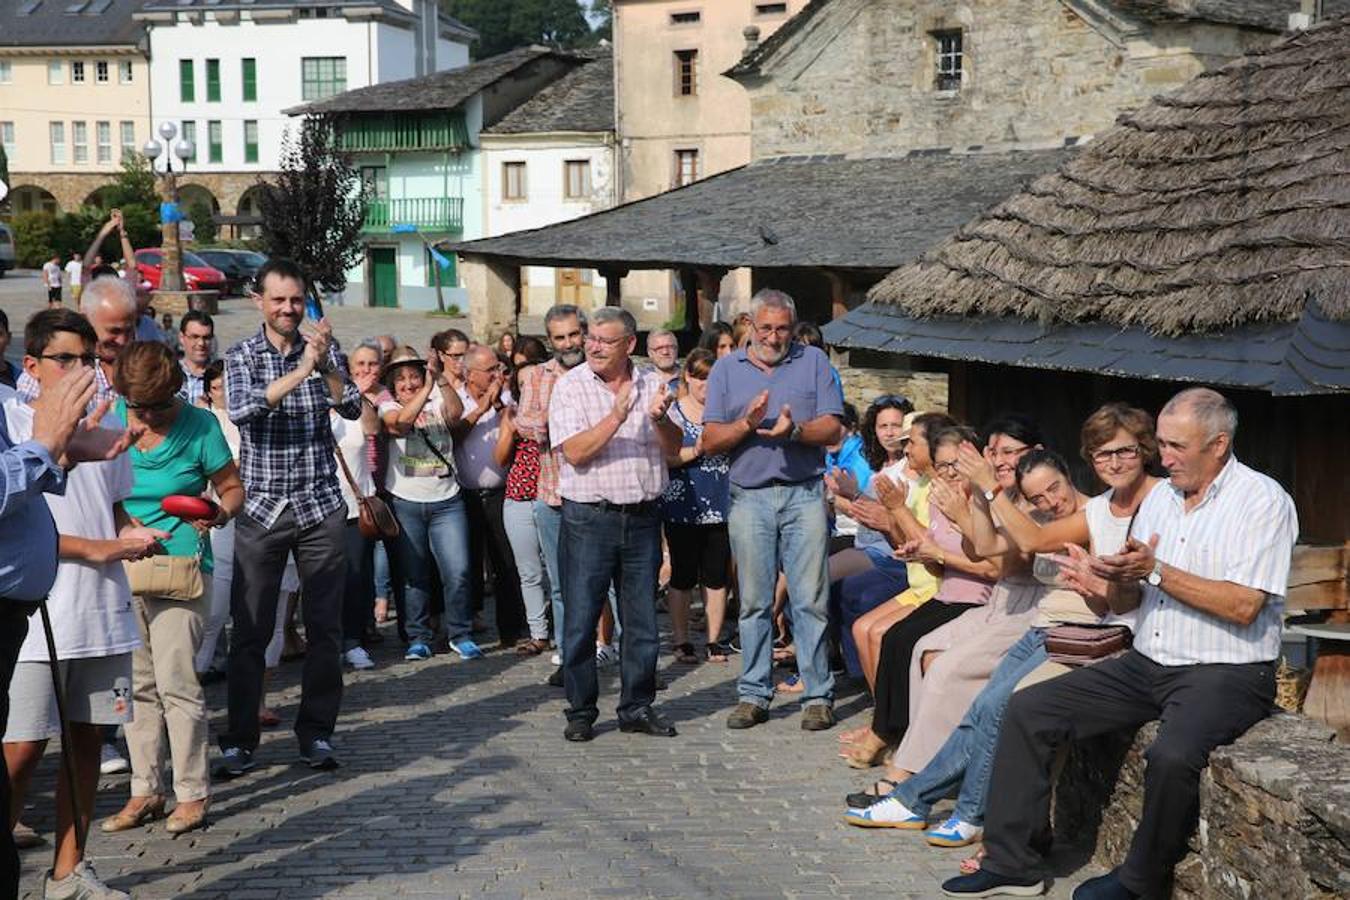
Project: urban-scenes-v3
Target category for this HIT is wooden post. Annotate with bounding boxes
[678,269,699,331]
[599,267,628,308]
[825,269,849,320]
[696,268,726,329]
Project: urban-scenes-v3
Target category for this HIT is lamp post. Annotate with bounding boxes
[142,122,194,293]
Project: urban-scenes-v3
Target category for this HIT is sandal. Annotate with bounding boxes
[960,846,986,875]
[838,725,872,744]
[515,638,550,656]
[705,641,730,663]
[844,738,890,769]
[672,642,698,664]
[844,778,898,809]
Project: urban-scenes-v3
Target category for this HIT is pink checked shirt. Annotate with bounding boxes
[548,362,669,505]
[514,359,564,506]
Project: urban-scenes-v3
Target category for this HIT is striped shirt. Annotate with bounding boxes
[177,361,208,407]
[1131,457,1297,666]
[225,327,362,529]
[16,362,118,407]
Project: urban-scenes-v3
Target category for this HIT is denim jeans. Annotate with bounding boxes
[536,500,621,651]
[391,494,472,645]
[504,498,550,640]
[558,499,661,725]
[830,559,909,679]
[728,478,833,708]
[894,628,1049,823]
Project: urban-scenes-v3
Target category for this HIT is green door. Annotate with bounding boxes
[370,247,398,308]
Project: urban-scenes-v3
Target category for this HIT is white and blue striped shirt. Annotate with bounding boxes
[1131,456,1297,666]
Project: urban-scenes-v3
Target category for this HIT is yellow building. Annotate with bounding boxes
[0,0,152,215]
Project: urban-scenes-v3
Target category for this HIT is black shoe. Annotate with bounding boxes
[547,666,564,687]
[197,668,226,686]
[618,708,677,737]
[941,868,1046,897]
[655,675,669,692]
[299,738,340,771]
[213,746,255,779]
[1072,870,1139,900]
[563,720,594,742]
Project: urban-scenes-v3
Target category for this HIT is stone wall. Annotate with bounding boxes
[744,0,1276,159]
[8,170,270,216]
[833,349,949,414]
[1054,714,1350,899]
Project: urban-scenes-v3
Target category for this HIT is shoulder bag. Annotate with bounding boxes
[124,550,205,601]
[336,447,401,541]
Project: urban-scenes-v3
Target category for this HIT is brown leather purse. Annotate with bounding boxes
[335,449,400,541]
[1044,624,1132,667]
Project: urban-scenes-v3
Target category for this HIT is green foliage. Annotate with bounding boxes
[588,0,612,40]
[11,212,58,268]
[257,115,367,299]
[83,154,162,259]
[188,200,218,244]
[442,0,597,57]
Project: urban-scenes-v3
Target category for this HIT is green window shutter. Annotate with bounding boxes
[243,120,258,163]
[241,58,256,102]
[179,59,194,102]
[208,120,222,163]
[206,59,220,102]
[181,120,197,162]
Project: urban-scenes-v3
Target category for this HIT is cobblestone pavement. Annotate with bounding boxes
[16,616,1096,899]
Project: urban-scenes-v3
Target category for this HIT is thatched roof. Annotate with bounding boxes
[452,150,1068,271]
[865,14,1350,336]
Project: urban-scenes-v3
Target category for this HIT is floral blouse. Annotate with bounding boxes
[660,401,730,525]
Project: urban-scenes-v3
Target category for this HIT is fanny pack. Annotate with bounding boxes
[1044,624,1132,667]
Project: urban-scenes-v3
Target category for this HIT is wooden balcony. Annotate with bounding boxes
[338,113,468,153]
[363,197,463,234]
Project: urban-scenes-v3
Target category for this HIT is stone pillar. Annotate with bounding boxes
[696,268,726,328]
[160,168,185,293]
[462,256,520,343]
[599,267,629,308]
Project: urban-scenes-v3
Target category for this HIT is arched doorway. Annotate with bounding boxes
[177,184,220,245]
[83,185,118,209]
[233,184,267,240]
[9,185,59,216]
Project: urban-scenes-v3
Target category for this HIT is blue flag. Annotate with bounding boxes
[429,246,453,271]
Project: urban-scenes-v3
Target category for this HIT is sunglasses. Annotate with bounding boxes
[871,394,910,408]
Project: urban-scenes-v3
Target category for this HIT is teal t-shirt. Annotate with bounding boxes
[117,401,233,573]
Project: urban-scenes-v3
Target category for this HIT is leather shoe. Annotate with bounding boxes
[618,708,677,737]
[563,719,594,742]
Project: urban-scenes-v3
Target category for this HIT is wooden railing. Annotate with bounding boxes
[363,197,463,234]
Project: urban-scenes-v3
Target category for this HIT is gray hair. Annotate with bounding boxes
[354,338,385,362]
[1161,387,1238,447]
[465,344,498,368]
[591,306,636,335]
[81,277,138,317]
[545,304,588,331]
[750,288,797,322]
[647,327,677,345]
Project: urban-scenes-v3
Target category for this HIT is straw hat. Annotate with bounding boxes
[381,345,426,385]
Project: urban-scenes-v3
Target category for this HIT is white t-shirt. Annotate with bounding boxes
[64,259,83,286]
[1079,488,1147,630]
[43,261,62,289]
[332,410,374,519]
[3,400,141,662]
[380,386,460,503]
[453,386,505,491]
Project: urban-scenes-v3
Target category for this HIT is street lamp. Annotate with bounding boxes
[142,122,195,293]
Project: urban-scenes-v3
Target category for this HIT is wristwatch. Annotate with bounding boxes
[982,486,999,503]
[1146,560,1164,587]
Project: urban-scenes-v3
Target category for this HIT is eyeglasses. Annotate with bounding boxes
[39,353,96,369]
[1091,445,1141,465]
[754,324,792,338]
[933,460,960,474]
[124,397,175,412]
[648,343,678,354]
[585,333,630,347]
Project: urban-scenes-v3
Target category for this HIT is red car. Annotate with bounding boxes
[133,249,228,293]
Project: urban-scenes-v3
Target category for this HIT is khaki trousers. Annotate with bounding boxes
[126,589,210,802]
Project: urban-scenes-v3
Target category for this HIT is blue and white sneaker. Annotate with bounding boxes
[404,642,432,661]
[926,814,983,847]
[213,746,255,779]
[450,638,485,660]
[843,796,925,829]
[300,738,340,771]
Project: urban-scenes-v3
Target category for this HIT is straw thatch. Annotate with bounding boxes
[867,14,1350,336]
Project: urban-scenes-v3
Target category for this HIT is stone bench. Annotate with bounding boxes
[1052,713,1349,899]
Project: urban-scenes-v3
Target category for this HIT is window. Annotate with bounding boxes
[755,2,788,13]
[206,58,220,102]
[670,11,700,24]
[119,120,135,159]
[360,166,388,199]
[674,49,698,96]
[95,60,109,84]
[301,57,346,101]
[96,121,111,163]
[243,119,258,163]
[563,160,591,200]
[934,29,963,91]
[181,120,197,162]
[241,57,256,102]
[71,61,85,83]
[72,121,88,164]
[0,61,11,84]
[119,60,133,84]
[502,161,527,201]
[674,148,699,187]
[179,59,194,102]
[0,122,15,160]
[47,61,64,84]
[50,121,66,165]
[207,120,222,163]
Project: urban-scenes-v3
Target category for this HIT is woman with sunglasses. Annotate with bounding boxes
[103,342,243,836]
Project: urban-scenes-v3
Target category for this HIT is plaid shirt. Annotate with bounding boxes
[514,359,565,506]
[548,362,669,505]
[225,327,361,529]
[177,361,208,406]
[16,362,119,407]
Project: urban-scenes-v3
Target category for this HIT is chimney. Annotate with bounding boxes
[1289,0,1323,30]
[742,25,761,58]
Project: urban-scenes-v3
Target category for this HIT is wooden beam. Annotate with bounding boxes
[695,268,726,330]
[825,270,849,320]
[598,267,628,307]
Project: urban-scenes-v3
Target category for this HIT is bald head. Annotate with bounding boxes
[462,344,502,401]
[1157,387,1237,493]
[81,277,138,366]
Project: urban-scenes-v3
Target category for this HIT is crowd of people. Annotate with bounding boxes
[0,249,1299,900]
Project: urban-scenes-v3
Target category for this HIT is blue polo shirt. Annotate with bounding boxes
[704,343,844,489]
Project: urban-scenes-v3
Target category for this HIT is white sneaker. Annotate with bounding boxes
[595,643,620,668]
[99,744,128,776]
[344,646,375,670]
[550,652,561,666]
[43,859,130,899]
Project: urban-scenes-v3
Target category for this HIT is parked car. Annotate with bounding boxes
[0,223,15,276]
[133,248,228,294]
[195,248,266,296]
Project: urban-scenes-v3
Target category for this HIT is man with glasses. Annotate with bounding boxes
[702,289,844,732]
[646,328,681,388]
[548,307,682,742]
[16,277,136,407]
[176,310,215,406]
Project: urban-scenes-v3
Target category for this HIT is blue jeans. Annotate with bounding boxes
[558,500,661,725]
[391,494,472,645]
[894,628,1049,823]
[831,558,909,679]
[728,478,833,708]
[533,501,566,648]
[503,498,550,640]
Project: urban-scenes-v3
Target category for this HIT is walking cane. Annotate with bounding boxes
[37,596,86,857]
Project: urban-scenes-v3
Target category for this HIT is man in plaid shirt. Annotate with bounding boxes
[217,258,361,777]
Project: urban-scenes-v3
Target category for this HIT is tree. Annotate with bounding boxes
[187,200,218,245]
[588,0,612,41]
[88,154,162,260]
[442,0,595,57]
[256,115,366,303]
